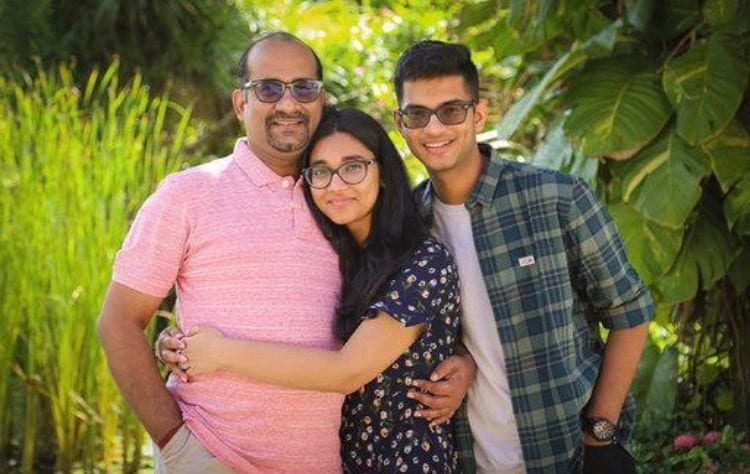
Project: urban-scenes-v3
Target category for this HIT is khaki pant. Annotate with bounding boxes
[153,424,235,473]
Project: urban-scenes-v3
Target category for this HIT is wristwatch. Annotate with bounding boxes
[582,416,617,443]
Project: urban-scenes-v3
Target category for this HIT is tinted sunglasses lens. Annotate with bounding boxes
[437,105,469,125]
[254,80,284,102]
[402,109,430,128]
[290,80,321,102]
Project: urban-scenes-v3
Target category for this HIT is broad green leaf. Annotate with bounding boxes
[662,35,750,145]
[703,0,737,25]
[532,122,572,171]
[658,253,699,304]
[609,203,683,284]
[532,122,599,187]
[567,150,599,187]
[579,18,622,59]
[702,121,750,193]
[622,132,709,229]
[658,199,738,302]
[728,247,750,293]
[496,49,575,140]
[565,57,672,157]
[495,20,622,140]
[725,176,750,235]
[716,3,750,34]
[652,0,702,41]
[626,0,656,32]
[632,341,678,437]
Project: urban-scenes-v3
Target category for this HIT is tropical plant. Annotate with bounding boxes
[457,0,750,440]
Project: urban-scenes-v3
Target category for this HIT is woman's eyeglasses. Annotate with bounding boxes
[396,101,475,129]
[302,159,375,189]
[243,78,323,103]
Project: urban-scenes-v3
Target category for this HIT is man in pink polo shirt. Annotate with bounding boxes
[97,33,343,472]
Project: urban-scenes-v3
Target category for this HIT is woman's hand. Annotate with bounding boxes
[181,326,227,378]
[154,326,189,382]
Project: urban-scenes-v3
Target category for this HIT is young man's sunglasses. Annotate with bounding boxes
[396,100,475,129]
[243,78,323,103]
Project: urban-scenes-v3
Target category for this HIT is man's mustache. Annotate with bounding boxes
[266,113,310,126]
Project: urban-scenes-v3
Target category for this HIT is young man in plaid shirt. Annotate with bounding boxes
[396,40,653,474]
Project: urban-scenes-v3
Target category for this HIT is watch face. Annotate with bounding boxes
[592,420,616,441]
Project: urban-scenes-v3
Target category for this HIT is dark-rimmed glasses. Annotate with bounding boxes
[396,100,475,129]
[302,159,375,189]
[243,78,323,103]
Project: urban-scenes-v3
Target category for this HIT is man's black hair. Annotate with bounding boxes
[236,32,323,86]
[393,40,479,104]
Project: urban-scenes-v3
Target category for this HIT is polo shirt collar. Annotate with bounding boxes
[232,138,295,187]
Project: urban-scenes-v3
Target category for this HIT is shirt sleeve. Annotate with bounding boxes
[112,174,191,298]
[364,243,458,328]
[566,179,654,330]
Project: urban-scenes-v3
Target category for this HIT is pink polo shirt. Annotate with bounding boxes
[114,139,343,472]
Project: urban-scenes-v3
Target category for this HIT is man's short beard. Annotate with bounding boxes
[265,114,310,153]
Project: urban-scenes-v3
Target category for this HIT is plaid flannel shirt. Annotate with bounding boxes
[416,144,654,473]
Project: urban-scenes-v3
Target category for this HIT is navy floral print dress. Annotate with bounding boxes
[340,238,461,473]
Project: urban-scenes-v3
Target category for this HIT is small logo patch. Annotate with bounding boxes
[518,255,535,267]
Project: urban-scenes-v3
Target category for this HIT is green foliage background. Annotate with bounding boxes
[0,0,748,472]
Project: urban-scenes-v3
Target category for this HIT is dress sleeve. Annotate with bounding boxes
[364,242,458,328]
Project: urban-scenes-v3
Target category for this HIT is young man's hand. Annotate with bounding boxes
[407,353,477,426]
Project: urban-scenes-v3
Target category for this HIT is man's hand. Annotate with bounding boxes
[97,282,183,442]
[155,326,189,382]
[407,353,477,426]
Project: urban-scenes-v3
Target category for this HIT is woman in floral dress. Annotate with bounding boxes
[172,108,460,472]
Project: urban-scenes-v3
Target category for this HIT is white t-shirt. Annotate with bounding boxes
[432,198,526,473]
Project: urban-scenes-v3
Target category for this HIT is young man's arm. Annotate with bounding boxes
[567,179,653,446]
[97,281,182,443]
[582,322,648,445]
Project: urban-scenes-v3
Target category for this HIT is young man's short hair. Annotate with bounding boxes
[394,40,479,104]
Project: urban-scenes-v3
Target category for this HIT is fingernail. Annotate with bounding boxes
[414,411,421,417]
[406,391,414,399]
[430,374,438,381]
[180,356,188,363]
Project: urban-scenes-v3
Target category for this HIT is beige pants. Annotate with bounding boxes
[153,424,235,473]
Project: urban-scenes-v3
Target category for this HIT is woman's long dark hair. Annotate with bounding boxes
[301,107,429,342]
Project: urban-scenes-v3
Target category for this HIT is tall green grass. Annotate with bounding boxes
[0,62,191,471]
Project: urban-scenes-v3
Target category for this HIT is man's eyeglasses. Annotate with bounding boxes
[243,78,323,103]
[301,159,375,189]
[396,101,475,129]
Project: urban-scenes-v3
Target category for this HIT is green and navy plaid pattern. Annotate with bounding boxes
[417,144,654,474]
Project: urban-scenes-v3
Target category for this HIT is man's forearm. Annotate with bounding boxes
[585,322,649,424]
[99,318,182,441]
